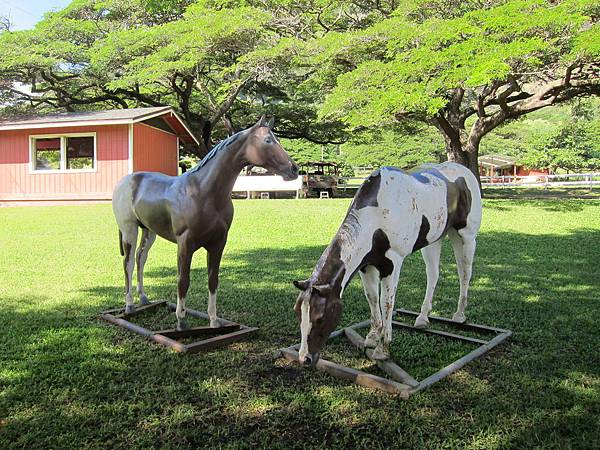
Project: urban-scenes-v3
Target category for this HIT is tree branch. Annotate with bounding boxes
[208,74,254,126]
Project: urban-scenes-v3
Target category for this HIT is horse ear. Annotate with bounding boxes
[266,116,275,129]
[255,114,266,128]
[293,279,310,291]
[202,121,212,148]
[312,283,332,297]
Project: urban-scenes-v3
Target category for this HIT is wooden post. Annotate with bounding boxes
[410,330,512,394]
[101,313,187,353]
[154,324,240,339]
[101,302,258,354]
[280,348,411,397]
[277,309,511,397]
[392,320,489,345]
[394,309,510,334]
[344,327,419,387]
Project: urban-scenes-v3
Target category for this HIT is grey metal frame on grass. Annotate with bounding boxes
[278,309,512,399]
[100,301,258,354]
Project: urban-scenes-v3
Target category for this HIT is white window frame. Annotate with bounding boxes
[29,132,97,174]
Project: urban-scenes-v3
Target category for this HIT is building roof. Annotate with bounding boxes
[0,106,199,145]
[479,154,517,169]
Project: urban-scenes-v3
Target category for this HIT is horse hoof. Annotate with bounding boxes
[139,295,150,306]
[124,304,136,315]
[209,319,221,328]
[369,347,390,361]
[177,320,189,331]
[364,331,380,349]
[452,313,466,323]
[414,315,429,329]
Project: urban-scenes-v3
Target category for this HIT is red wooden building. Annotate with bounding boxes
[0,106,198,206]
[478,154,549,178]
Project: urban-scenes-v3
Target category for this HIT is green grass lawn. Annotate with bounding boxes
[483,186,600,199]
[1,199,599,449]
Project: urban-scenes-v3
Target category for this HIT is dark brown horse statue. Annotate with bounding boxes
[113,116,299,329]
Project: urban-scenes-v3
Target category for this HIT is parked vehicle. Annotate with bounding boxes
[299,161,340,198]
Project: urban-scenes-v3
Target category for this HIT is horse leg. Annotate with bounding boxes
[448,229,477,323]
[175,239,193,330]
[414,240,442,328]
[371,253,404,361]
[136,229,157,305]
[359,265,382,349]
[121,224,138,314]
[207,239,226,328]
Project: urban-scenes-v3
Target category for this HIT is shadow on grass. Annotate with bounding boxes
[1,228,600,448]
[483,187,600,202]
[485,198,599,212]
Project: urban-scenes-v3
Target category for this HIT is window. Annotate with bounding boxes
[34,138,61,170]
[66,136,94,169]
[31,134,95,172]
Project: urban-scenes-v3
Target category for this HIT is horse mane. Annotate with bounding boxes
[188,131,243,174]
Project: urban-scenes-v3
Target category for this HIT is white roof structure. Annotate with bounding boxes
[479,155,517,169]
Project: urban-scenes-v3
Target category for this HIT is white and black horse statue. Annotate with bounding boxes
[293,162,482,365]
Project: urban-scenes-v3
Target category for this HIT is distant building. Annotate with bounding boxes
[478,154,549,178]
[0,107,198,206]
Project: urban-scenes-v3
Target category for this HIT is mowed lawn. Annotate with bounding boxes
[1,198,599,449]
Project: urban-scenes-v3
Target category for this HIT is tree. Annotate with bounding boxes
[314,0,600,184]
[340,125,445,169]
[0,15,10,32]
[0,0,374,154]
[0,1,273,155]
[2,0,598,170]
[478,98,600,171]
[526,99,600,171]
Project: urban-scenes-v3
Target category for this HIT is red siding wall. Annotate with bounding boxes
[516,167,550,177]
[133,123,177,175]
[0,125,129,202]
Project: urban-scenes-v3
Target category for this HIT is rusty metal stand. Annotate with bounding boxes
[278,309,511,398]
[100,300,258,354]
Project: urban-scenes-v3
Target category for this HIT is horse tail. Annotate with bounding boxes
[118,229,124,256]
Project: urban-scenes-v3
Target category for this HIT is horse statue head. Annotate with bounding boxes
[292,278,342,366]
[244,115,298,181]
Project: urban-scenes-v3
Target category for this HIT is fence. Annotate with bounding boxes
[339,172,600,192]
[232,175,303,198]
[481,172,600,189]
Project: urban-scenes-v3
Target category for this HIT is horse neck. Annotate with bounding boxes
[189,133,249,195]
[311,209,371,297]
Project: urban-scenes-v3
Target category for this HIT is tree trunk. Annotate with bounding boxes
[464,142,482,190]
[435,113,483,193]
[445,139,482,191]
[181,111,211,158]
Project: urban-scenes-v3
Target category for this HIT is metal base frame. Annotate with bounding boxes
[100,301,258,354]
[278,309,511,398]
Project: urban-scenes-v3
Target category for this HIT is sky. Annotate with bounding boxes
[0,0,71,30]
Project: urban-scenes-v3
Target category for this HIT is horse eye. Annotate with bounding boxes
[264,137,272,144]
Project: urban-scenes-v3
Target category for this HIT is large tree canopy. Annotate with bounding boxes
[312,0,600,181]
[0,0,269,154]
[0,0,369,154]
[0,0,599,172]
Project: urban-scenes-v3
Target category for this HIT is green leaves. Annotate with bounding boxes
[91,5,271,90]
[1,0,598,161]
[569,23,600,61]
[317,0,597,128]
[481,99,600,171]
